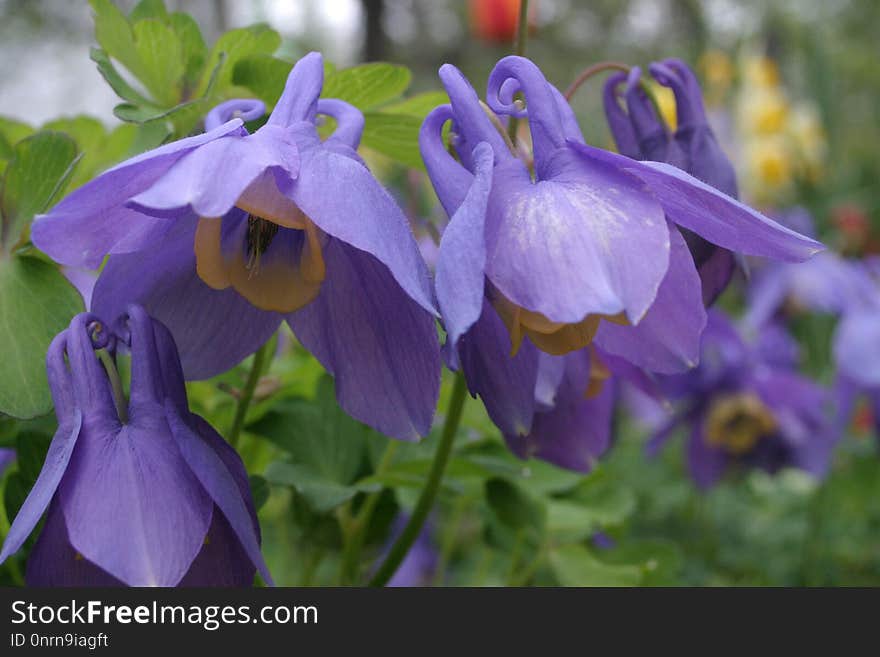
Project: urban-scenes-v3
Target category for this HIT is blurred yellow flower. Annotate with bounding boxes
[743,55,780,88]
[740,88,789,134]
[699,49,734,101]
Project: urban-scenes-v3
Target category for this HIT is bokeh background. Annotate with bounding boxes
[2,0,879,586]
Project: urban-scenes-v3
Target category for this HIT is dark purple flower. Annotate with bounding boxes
[32,52,440,441]
[0,307,271,587]
[420,56,820,455]
[603,60,741,304]
[647,311,837,489]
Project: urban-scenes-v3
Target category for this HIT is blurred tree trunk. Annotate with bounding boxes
[362,0,386,61]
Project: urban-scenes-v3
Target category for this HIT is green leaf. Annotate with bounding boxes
[0,256,84,418]
[322,63,411,110]
[90,47,158,109]
[485,477,546,533]
[600,539,683,586]
[169,12,207,90]
[0,118,34,164]
[548,544,643,586]
[0,132,79,249]
[129,0,168,22]
[382,91,448,119]
[361,112,424,169]
[248,474,270,512]
[131,18,185,105]
[90,0,142,81]
[232,55,293,107]
[14,431,52,484]
[249,375,377,512]
[196,24,281,98]
[264,461,376,513]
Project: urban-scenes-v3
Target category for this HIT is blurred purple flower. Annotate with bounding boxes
[32,52,440,441]
[744,210,876,329]
[0,307,270,587]
[604,60,742,304]
[647,311,837,489]
[382,515,437,587]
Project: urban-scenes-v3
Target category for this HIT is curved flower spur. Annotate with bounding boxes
[31,52,441,441]
[0,306,271,586]
[603,59,741,304]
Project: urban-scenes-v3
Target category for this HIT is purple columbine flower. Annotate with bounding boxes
[603,59,741,304]
[647,311,837,489]
[420,56,820,451]
[0,306,271,587]
[31,52,440,441]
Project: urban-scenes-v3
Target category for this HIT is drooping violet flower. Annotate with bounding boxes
[647,311,837,489]
[420,56,820,449]
[0,307,271,587]
[32,52,440,441]
[604,60,741,304]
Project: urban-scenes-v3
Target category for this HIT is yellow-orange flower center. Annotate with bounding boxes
[703,393,776,454]
[492,290,629,357]
[193,176,326,313]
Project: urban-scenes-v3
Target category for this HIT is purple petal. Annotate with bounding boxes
[91,216,282,380]
[267,51,323,127]
[594,222,706,374]
[166,403,273,585]
[834,309,880,388]
[420,105,478,218]
[0,412,82,563]
[687,425,728,489]
[177,507,256,587]
[436,142,494,349]
[129,127,300,219]
[458,298,538,437]
[318,99,365,149]
[59,420,213,586]
[288,144,436,316]
[506,351,613,472]
[32,120,244,268]
[573,143,823,261]
[603,71,641,159]
[287,239,441,440]
[205,99,266,131]
[534,352,566,410]
[26,501,123,587]
[485,145,669,324]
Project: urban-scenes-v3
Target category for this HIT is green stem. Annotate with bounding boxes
[97,350,128,423]
[338,442,399,585]
[228,342,270,449]
[368,372,468,587]
[506,0,531,143]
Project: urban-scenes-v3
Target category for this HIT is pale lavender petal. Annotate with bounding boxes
[436,142,493,349]
[287,239,441,440]
[288,144,436,315]
[129,127,299,219]
[486,145,669,324]
[573,144,823,261]
[834,309,880,388]
[534,352,566,410]
[594,222,706,373]
[31,120,244,268]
